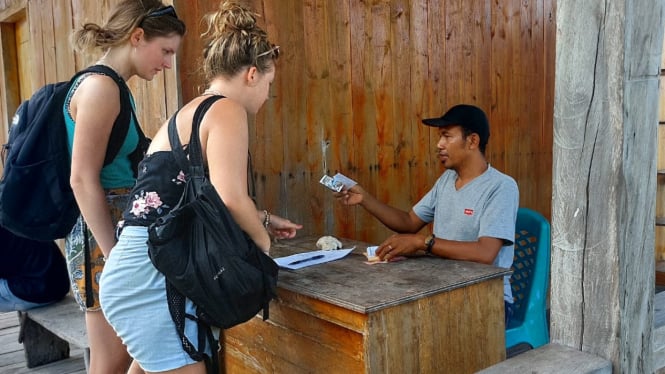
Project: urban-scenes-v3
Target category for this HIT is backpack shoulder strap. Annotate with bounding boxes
[167,95,225,174]
[167,109,188,172]
[187,95,225,173]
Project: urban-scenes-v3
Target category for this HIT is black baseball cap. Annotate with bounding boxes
[422,104,490,148]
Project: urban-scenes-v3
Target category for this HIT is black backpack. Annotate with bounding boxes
[147,96,278,374]
[0,65,148,241]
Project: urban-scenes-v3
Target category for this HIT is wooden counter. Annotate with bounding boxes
[220,235,510,374]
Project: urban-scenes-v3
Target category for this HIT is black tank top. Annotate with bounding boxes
[119,150,189,228]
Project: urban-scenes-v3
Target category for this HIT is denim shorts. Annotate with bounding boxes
[99,226,218,372]
[0,279,53,312]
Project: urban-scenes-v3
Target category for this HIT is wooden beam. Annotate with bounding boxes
[653,292,665,370]
[552,0,665,372]
[0,0,26,22]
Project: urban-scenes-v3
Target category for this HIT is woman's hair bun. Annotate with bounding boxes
[215,1,258,34]
[200,1,275,79]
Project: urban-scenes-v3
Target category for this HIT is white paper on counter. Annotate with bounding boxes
[275,248,354,270]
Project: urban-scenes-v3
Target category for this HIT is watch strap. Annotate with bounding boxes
[425,234,435,254]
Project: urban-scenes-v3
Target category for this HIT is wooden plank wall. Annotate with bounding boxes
[0,0,555,245]
[656,33,665,261]
[175,0,556,244]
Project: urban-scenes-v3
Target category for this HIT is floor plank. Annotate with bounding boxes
[0,312,86,374]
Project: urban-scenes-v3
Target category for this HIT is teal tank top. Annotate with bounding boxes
[63,73,138,189]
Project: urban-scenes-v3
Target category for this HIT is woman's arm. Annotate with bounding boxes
[260,211,303,240]
[335,184,426,233]
[203,99,272,253]
[69,75,121,257]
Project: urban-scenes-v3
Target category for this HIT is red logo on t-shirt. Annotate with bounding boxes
[464,208,474,216]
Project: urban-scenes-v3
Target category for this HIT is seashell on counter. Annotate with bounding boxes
[316,235,343,250]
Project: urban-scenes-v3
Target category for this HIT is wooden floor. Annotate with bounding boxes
[0,312,86,374]
[0,297,652,373]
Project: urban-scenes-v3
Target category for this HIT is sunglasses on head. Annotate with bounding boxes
[257,44,280,59]
[140,5,178,26]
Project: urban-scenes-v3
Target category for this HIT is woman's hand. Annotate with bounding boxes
[267,214,303,239]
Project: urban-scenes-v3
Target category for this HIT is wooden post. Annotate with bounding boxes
[552,1,665,372]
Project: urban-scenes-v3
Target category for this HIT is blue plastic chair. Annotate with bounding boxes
[505,207,551,350]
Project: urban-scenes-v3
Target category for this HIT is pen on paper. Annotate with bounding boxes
[288,254,325,266]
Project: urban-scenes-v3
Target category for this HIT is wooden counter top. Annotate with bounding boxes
[271,235,511,314]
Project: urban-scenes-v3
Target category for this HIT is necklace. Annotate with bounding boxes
[203,89,224,96]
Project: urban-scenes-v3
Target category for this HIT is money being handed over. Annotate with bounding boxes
[319,173,357,192]
[332,173,357,189]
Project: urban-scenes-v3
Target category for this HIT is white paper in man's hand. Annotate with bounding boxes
[333,173,357,189]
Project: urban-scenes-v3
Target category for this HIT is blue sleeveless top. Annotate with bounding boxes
[63,73,138,189]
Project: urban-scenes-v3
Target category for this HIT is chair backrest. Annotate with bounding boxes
[508,207,551,326]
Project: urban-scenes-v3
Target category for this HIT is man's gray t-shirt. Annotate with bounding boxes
[412,166,519,303]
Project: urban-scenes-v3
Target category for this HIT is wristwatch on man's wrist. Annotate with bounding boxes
[424,234,435,255]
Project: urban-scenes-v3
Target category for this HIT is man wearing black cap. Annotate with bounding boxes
[335,104,519,323]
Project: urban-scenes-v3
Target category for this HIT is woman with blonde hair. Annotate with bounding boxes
[66,0,185,372]
[99,1,302,373]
